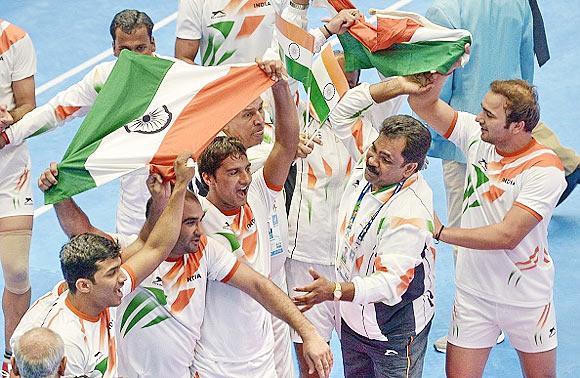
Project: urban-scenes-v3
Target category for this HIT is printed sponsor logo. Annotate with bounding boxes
[211,10,226,19]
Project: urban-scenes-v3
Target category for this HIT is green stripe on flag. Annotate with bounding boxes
[338,33,471,77]
[279,45,312,86]
[304,74,331,124]
[44,51,174,205]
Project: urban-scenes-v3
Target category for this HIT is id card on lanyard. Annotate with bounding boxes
[336,180,405,281]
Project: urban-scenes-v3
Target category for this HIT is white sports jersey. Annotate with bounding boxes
[288,84,402,265]
[116,236,239,378]
[194,168,279,375]
[176,0,289,65]
[11,268,135,378]
[0,20,36,218]
[446,111,566,307]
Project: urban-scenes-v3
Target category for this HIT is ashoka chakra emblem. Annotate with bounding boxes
[323,83,336,101]
[288,43,301,60]
[124,105,172,134]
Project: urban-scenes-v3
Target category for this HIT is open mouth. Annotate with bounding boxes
[366,166,379,176]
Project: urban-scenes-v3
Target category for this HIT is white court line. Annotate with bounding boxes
[33,12,178,218]
[330,0,413,47]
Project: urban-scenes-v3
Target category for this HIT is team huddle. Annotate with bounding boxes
[1,0,575,377]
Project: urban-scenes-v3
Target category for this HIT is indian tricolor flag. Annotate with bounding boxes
[275,14,314,85]
[327,0,471,76]
[44,51,274,205]
[308,43,349,124]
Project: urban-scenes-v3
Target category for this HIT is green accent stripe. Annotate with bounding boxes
[44,51,174,204]
[142,315,170,329]
[338,32,472,76]
[279,44,312,85]
[120,291,150,331]
[95,357,108,374]
[123,299,159,337]
[216,232,241,252]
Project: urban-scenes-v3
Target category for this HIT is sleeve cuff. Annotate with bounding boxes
[309,28,327,53]
[221,260,241,283]
[514,201,543,221]
[351,276,367,305]
[443,111,459,139]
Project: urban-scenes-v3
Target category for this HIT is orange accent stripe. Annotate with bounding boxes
[373,257,388,272]
[46,308,64,329]
[443,111,458,139]
[396,267,415,296]
[340,216,347,235]
[223,0,244,13]
[355,255,364,271]
[236,15,265,39]
[55,105,81,121]
[65,296,100,322]
[320,45,349,97]
[171,288,196,313]
[351,120,364,154]
[322,157,333,177]
[265,177,283,192]
[14,168,29,192]
[221,259,241,283]
[0,22,27,55]
[149,65,273,178]
[275,14,314,51]
[222,207,241,216]
[495,153,564,182]
[389,216,425,230]
[242,230,258,259]
[496,138,538,158]
[307,163,317,189]
[346,158,353,176]
[482,185,505,203]
[514,202,542,221]
[121,264,138,291]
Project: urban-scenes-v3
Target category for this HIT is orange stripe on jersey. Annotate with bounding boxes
[515,246,540,270]
[307,163,317,189]
[171,288,196,313]
[443,111,458,139]
[0,22,27,55]
[242,229,258,259]
[163,259,184,283]
[55,105,81,121]
[514,202,542,221]
[14,168,29,192]
[221,259,241,283]
[339,216,347,236]
[373,257,388,272]
[497,138,542,159]
[45,308,64,329]
[265,176,283,192]
[346,158,353,176]
[240,0,270,13]
[121,264,138,291]
[389,217,425,230]
[236,15,265,39]
[223,0,244,13]
[482,185,505,203]
[496,153,563,182]
[396,267,415,296]
[322,157,333,177]
[65,296,100,322]
[355,255,364,271]
[351,120,364,154]
[537,303,551,328]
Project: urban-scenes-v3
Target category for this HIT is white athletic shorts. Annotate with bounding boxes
[192,350,277,378]
[286,259,338,343]
[448,288,557,353]
[0,144,34,218]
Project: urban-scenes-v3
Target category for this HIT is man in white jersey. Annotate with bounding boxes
[11,153,195,377]
[408,72,565,377]
[175,0,311,66]
[4,9,158,236]
[38,162,332,378]
[0,19,36,375]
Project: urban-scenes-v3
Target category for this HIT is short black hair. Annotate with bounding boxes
[379,115,431,171]
[198,136,247,177]
[60,233,121,294]
[109,9,154,42]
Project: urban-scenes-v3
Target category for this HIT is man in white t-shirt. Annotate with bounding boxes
[11,153,195,377]
[5,9,158,237]
[0,19,36,374]
[408,71,565,376]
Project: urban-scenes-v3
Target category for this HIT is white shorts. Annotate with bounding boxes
[448,288,557,353]
[193,350,277,378]
[285,259,338,343]
[0,144,34,218]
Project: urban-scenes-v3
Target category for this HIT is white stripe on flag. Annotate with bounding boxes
[277,31,313,70]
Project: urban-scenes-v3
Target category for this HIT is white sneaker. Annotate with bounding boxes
[433,335,448,353]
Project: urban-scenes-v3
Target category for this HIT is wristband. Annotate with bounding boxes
[289,0,309,10]
[434,224,445,242]
[323,24,332,37]
[1,131,9,145]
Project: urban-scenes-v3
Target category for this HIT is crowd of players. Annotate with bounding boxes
[1,0,578,377]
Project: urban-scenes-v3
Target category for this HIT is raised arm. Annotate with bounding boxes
[123,153,195,286]
[259,60,300,188]
[227,262,333,378]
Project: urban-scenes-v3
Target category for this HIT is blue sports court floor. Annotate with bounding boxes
[3,0,579,376]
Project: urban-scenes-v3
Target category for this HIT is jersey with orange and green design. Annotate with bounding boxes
[448,111,566,307]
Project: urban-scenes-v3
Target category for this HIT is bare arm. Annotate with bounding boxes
[227,262,333,378]
[437,205,539,250]
[175,38,200,65]
[123,153,195,286]
[9,76,36,122]
[259,60,300,188]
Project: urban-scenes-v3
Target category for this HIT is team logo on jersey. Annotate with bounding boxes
[124,105,172,134]
[211,10,226,19]
[24,197,33,205]
[186,273,202,282]
[478,158,488,171]
[323,83,336,101]
[253,0,271,8]
[549,326,556,338]
[288,43,301,60]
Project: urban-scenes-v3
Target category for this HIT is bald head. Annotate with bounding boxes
[12,328,66,378]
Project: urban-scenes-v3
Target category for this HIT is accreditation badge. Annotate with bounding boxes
[336,235,356,282]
